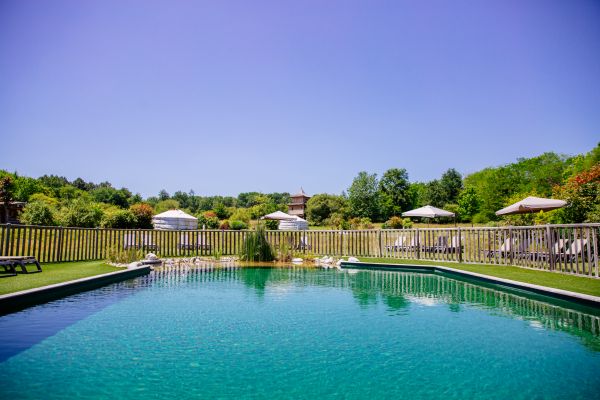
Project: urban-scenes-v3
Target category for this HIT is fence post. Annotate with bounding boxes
[377,230,382,257]
[457,227,462,263]
[508,226,513,266]
[4,223,11,256]
[546,225,554,271]
[416,228,420,260]
[57,227,64,262]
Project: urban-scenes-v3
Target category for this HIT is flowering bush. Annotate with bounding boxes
[553,163,600,223]
[383,216,403,229]
[130,203,154,228]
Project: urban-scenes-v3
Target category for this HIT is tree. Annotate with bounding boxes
[12,176,45,201]
[407,182,427,208]
[305,194,347,225]
[0,176,15,222]
[154,199,180,213]
[237,192,261,208]
[172,191,191,209]
[213,202,230,219]
[266,192,291,206]
[38,174,70,196]
[440,168,463,204]
[158,189,170,201]
[91,187,130,208]
[378,168,411,219]
[347,172,380,220]
[72,177,96,191]
[423,180,446,208]
[456,187,480,222]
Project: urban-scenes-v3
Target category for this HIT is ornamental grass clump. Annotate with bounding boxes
[240,224,275,262]
[106,246,144,264]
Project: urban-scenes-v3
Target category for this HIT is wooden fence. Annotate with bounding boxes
[0,223,599,278]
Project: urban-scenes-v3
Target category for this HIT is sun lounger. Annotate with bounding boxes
[179,233,211,250]
[558,238,588,262]
[123,233,137,250]
[123,233,158,251]
[0,256,42,274]
[445,236,463,253]
[142,234,158,250]
[386,235,407,251]
[0,259,18,277]
[536,238,568,262]
[296,236,311,251]
[399,236,420,252]
[423,236,448,253]
[484,237,517,258]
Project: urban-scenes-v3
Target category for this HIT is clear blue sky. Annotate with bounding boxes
[1,0,599,198]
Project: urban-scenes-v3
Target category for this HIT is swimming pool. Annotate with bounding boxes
[1,266,599,399]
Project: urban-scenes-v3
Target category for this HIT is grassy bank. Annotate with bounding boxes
[0,261,120,295]
[355,257,600,297]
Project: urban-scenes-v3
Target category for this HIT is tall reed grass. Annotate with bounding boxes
[239,224,275,262]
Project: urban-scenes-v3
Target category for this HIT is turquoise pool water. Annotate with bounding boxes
[1,266,600,399]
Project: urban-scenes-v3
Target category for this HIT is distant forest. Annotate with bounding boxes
[1,143,598,229]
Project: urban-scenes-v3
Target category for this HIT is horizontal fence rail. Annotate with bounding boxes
[0,224,599,278]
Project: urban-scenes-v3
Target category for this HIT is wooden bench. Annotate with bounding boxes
[0,256,42,274]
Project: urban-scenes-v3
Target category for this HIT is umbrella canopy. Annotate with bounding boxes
[260,211,296,220]
[402,205,455,218]
[495,196,567,216]
[152,209,198,230]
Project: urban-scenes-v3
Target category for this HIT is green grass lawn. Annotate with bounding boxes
[356,257,600,297]
[0,261,120,296]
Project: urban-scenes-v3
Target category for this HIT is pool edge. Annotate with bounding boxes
[0,266,151,316]
[340,261,600,307]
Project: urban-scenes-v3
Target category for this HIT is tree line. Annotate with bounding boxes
[0,143,598,229]
[306,143,600,228]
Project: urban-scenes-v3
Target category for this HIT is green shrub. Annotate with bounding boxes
[219,220,230,230]
[402,218,413,229]
[240,224,275,262]
[230,220,248,230]
[213,202,231,219]
[383,216,403,229]
[348,217,360,229]
[154,199,180,214]
[57,199,103,227]
[276,241,292,261]
[197,213,220,229]
[28,193,59,206]
[20,201,57,226]
[359,217,373,229]
[326,212,349,229]
[229,208,251,223]
[264,219,279,230]
[472,212,490,224]
[101,209,137,228]
[106,246,144,264]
